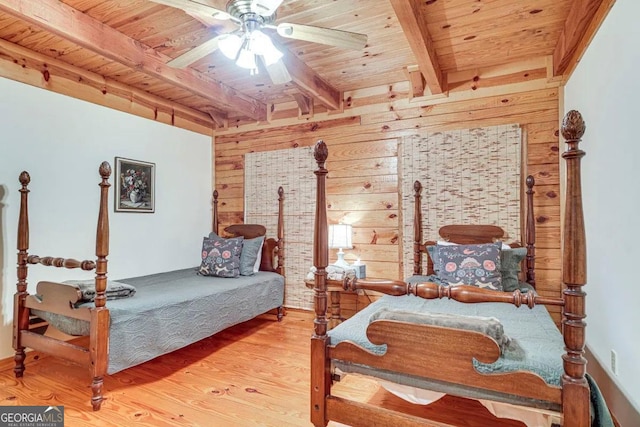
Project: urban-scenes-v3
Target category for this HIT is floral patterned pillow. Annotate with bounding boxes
[436,242,503,290]
[198,236,243,278]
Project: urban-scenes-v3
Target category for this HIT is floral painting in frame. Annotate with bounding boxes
[114,157,155,213]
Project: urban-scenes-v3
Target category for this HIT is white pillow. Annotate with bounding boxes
[253,245,263,273]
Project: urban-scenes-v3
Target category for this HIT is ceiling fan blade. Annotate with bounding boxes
[251,0,285,16]
[261,57,292,85]
[167,35,222,68]
[148,0,230,20]
[276,23,367,50]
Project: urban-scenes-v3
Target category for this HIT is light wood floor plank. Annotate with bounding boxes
[0,311,527,426]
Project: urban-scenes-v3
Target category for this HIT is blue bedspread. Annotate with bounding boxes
[329,292,565,386]
[35,268,285,374]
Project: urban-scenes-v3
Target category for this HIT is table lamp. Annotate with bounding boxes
[328,223,353,269]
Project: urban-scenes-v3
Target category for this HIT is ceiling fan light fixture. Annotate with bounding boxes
[218,33,243,60]
[252,30,283,66]
[236,46,258,71]
[261,44,283,66]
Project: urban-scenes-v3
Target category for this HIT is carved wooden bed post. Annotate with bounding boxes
[560,110,589,427]
[311,140,329,427]
[413,180,423,276]
[525,175,536,287]
[277,186,285,276]
[212,189,219,234]
[90,161,111,411]
[13,171,31,377]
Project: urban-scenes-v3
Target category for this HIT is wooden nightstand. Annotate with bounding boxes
[305,278,353,329]
[305,276,396,328]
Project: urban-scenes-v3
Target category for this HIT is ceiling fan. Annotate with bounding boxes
[150,0,368,83]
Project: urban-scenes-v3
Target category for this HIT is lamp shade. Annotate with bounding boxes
[236,47,257,70]
[328,224,353,249]
[218,34,242,60]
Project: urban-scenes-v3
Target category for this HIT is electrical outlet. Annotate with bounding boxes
[610,349,618,375]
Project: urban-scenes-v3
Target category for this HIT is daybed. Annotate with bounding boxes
[13,165,285,410]
[310,110,593,426]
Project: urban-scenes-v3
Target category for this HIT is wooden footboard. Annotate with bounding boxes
[330,320,561,405]
[13,162,111,411]
[19,281,93,367]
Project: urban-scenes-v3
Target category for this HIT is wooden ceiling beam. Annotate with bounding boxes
[0,38,214,134]
[405,65,426,98]
[390,0,446,95]
[277,43,342,111]
[553,0,614,77]
[207,110,229,130]
[291,93,313,116]
[0,0,267,121]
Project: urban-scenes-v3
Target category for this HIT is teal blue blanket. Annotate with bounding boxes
[330,293,565,386]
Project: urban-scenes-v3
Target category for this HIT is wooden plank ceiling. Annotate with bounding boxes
[0,0,608,129]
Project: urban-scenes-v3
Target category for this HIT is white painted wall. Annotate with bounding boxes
[564,0,640,408]
[0,77,212,360]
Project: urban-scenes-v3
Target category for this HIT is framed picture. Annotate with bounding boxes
[114,157,155,213]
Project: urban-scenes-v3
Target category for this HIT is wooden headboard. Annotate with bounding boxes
[211,188,285,276]
[412,176,536,287]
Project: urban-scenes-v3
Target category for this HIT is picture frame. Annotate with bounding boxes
[114,157,155,213]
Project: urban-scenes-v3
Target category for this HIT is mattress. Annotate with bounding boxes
[34,268,285,374]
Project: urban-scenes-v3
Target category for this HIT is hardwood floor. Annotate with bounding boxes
[0,311,527,426]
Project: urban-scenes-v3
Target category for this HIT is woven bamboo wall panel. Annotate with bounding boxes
[400,124,522,279]
[245,146,316,310]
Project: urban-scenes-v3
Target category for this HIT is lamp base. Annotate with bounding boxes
[333,250,351,269]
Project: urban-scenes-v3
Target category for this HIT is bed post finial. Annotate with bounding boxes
[314,139,328,165]
[212,190,219,235]
[561,110,586,144]
[525,175,536,287]
[560,110,589,427]
[311,140,330,427]
[413,180,423,276]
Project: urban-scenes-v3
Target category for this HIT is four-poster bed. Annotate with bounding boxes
[13,164,285,410]
[310,110,592,426]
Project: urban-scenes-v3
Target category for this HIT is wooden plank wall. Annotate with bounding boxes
[214,86,561,322]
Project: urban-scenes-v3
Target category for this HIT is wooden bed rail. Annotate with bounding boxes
[26,255,96,270]
[342,278,564,308]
